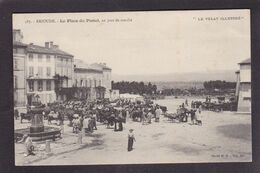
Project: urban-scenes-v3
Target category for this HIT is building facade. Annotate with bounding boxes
[26,41,74,105]
[91,63,112,99]
[13,29,113,106]
[235,58,251,113]
[73,60,106,100]
[13,30,27,111]
[26,44,57,105]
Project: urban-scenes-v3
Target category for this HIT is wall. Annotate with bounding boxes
[237,83,251,112]
[55,55,73,87]
[237,63,251,113]
[13,47,27,107]
[26,53,55,78]
[26,52,56,104]
[102,69,112,98]
[240,64,251,83]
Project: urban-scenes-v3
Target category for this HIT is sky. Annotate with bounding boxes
[13,10,250,75]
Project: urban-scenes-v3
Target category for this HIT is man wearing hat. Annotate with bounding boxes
[128,129,136,151]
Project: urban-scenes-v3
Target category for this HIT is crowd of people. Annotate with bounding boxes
[17,97,206,156]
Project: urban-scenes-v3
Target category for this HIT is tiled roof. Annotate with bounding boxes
[27,44,73,57]
[91,63,111,70]
[13,41,27,47]
[74,67,103,73]
[239,58,251,64]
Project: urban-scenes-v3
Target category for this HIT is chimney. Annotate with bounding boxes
[13,29,23,42]
[50,41,53,48]
[53,45,59,49]
[45,42,49,48]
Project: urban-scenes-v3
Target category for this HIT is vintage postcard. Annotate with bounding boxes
[13,10,251,165]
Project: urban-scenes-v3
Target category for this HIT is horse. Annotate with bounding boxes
[105,115,116,128]
[47,111,63,125]
[131,110,143,122]
[20,113,32,123]
[159,106,168,115]
[14,109,19,120]
[164,113,181,122]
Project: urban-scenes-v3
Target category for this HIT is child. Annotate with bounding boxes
[128,129,136,151]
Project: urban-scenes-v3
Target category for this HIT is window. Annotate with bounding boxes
[17,48,25,54]
[46,80,51,91]
[243,97,251,101]
[94,79,97,87]
[65,68,68,76]
[85,80,88,87]
[38,81,43,91]
[68,69,71,77]
[13,48,17,54]
[29,54,33,61]
[89,79,92,87]
[81,80,83,87]
[14,75,18,89]
[99,80,101,86]
[38,67,43,77]
[14,59,18,70]
[29,81,34,91]
[29,66,34,76]
[46,67,51,77]
[38,54,42,62]
[57,67,61,75]
[61,67,63,76]
[46,55,50,62]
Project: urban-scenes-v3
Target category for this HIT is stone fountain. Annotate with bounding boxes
[15,106,61,142]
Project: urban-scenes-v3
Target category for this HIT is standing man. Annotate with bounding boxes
[147,109,153,124]
[82,116,88,134]
[92,111,97,130]
[190,109,196,125]
[127,129,136,151]
[198,104,202,114]
[185,99,188,106]
[155,106,161,122]
[118,110,124,131]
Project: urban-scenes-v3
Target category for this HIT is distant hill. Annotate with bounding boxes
[150,81,204,90]
[112,70,236,90]
[112,70,236,83]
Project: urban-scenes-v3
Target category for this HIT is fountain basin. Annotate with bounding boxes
[15,126,61,142]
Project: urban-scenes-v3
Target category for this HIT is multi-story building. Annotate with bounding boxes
[13,30,27,112]
[26,41,74,104]
[91,63,112,99]
[235,58,251,113]
[13,29,115,105]
[73,59,105,100]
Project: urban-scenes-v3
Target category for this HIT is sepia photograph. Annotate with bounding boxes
[12,10,251,165]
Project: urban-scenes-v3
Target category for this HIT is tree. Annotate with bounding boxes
[112,81,157,95]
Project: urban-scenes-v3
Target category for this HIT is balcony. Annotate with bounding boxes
[27,75,54,80]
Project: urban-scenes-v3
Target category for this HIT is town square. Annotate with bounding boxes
[12,10,251,165]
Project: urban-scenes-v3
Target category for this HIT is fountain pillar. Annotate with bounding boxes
[30,114,44,133]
